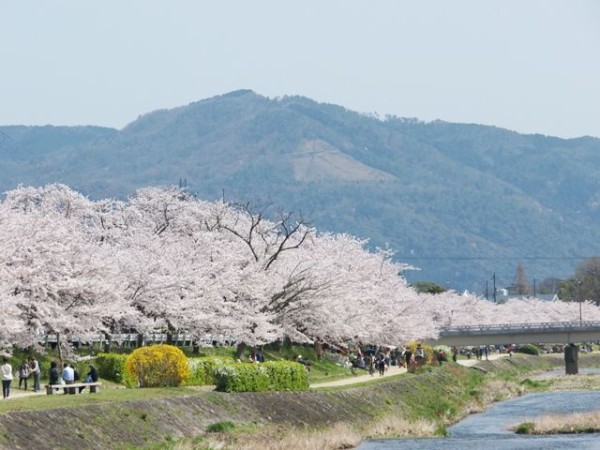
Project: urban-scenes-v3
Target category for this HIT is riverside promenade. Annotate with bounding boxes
[2,353,510,398]
[310,352,510,389]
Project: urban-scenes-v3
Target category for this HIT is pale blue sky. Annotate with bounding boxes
[2,1,599,138]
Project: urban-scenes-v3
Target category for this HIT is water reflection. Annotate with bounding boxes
[358,391,600,450]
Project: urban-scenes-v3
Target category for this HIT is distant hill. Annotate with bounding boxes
[2,90,600,292]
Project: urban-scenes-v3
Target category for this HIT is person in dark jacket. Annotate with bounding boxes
[83,364,99,393]
[48,361,60,394]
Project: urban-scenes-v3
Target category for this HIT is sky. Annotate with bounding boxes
[1,1,599,139]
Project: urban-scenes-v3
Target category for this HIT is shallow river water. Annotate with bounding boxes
[358,390,600,450]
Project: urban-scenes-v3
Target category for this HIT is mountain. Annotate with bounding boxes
[2,90,600,292]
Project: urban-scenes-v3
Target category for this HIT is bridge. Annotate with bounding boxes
[426,321,600,347]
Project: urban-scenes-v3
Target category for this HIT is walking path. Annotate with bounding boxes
[310,353,510,388]
[3,354,512,397]
[456,352,509,367]
[3,387,44,400]
[310,364,406,388]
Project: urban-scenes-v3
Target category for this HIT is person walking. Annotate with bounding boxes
[314,337,324,361]
[18,360,29,390]
[29,356,41,392]
[1,358,13,399]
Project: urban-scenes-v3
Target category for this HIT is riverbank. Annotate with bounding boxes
[0,353,598,449]
[512,411,600,435]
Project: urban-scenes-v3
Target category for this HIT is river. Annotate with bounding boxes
[358,389,600,449]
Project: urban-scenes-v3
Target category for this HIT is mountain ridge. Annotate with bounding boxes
[2,90,599,291]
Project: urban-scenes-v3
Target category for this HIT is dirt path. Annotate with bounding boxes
[456,352,509,367]
[310,364,406,388]
[3,387,44,400]
[310,353,511,388]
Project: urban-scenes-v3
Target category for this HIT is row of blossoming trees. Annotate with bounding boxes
[1,184,599,356]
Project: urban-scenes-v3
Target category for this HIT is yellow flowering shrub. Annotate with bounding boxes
[407,341,435,366]
[125,344,190,387]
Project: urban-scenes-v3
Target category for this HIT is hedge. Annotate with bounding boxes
[516,344,540,356]
[214,361,309,393]
[187,356,235,386]
[95,353,136,387]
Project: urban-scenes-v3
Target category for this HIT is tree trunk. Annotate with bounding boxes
[136,333,144,348]
[56,332,63,366]
[235,342,247,360]
[103,332,112,353]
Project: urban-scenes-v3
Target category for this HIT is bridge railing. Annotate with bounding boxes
[440,321,600,335]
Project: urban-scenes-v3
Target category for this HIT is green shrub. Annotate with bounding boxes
[520,378,548,389]
[516,344,540,356]
[214,361,309,393]
[125,344,190,387]
[407,341,435,365]
[187,357,234,386]
[514,422,535,434]
[263,361,309,390]
[215,364,270,393]
[206,421,236,433]
[96,353,135,385]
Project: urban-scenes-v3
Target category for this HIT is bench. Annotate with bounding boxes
[46,382,102,395]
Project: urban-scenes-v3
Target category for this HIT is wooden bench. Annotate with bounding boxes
[46,382,102,395]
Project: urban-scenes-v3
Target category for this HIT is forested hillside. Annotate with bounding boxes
[1,90,599,291]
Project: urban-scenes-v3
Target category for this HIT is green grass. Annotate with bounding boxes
[0,343,355,414]
[520,378,550,390]
[206,421,236,433]
[0,384,201,414]
[514,422,535,434]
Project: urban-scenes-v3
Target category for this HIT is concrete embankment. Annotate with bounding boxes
[0,353,598,450]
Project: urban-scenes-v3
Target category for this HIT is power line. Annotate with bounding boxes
[396,256,591,261]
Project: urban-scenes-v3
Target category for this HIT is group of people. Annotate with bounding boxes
[350,346,393,376]
[349,343,442,375]
[0,356,99,399]
[48,361,99,394]
[248,347,265,363]
[2,356,42,399]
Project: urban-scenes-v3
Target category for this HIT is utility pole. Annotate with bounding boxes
[493,273,497,303]
[577,279,582,326]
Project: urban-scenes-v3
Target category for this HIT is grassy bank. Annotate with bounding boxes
[0,353,598,449]
[512,411,600,435]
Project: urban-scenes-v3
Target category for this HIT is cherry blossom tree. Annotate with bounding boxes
[1,183,600,358]
[0,186,125,358]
